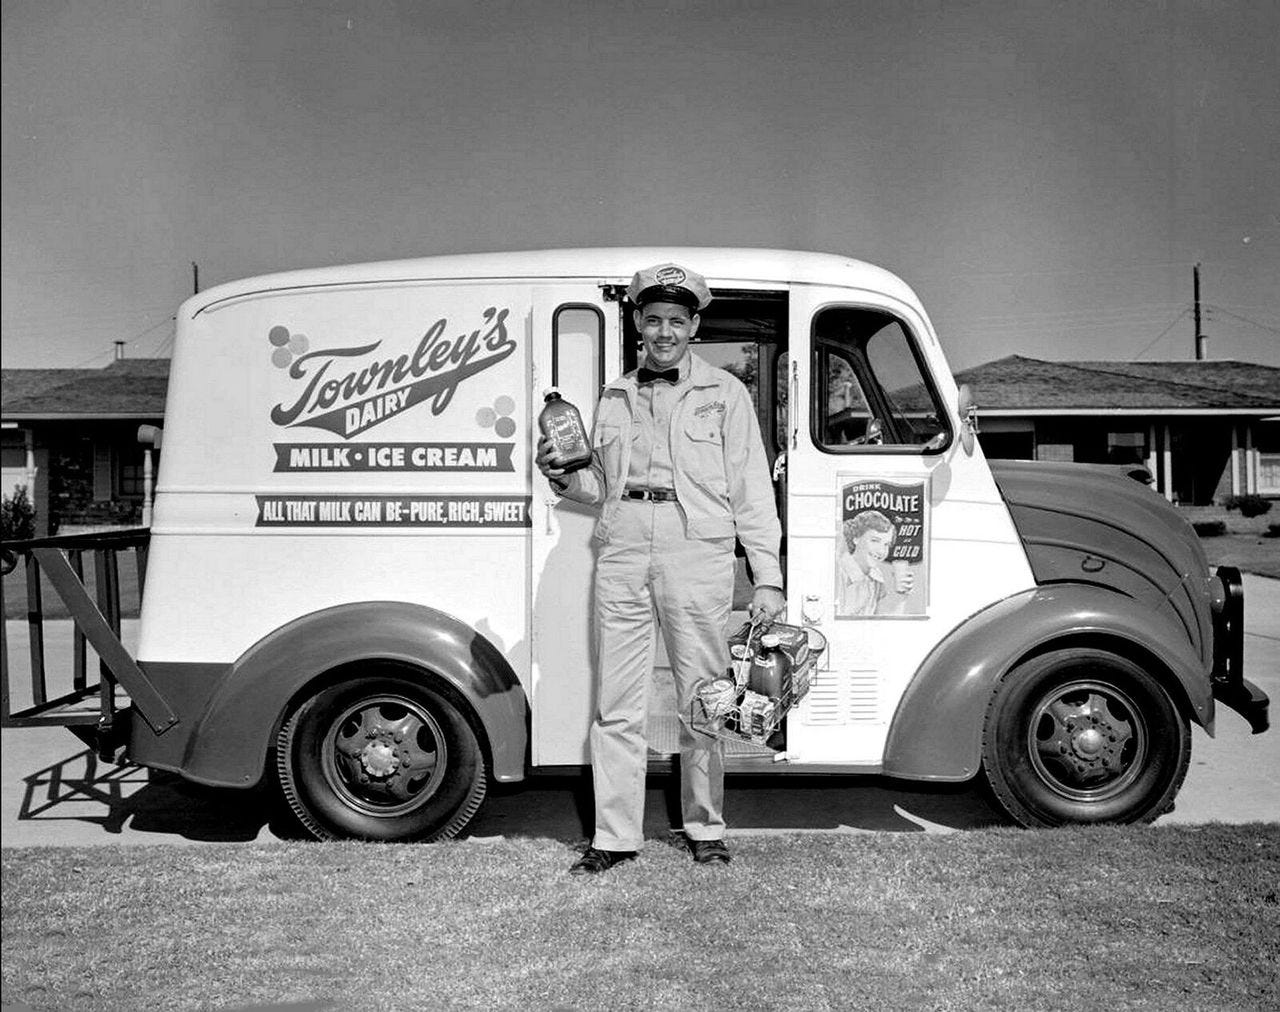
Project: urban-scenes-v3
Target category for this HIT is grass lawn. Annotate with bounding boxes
[3,826,1278,1011]
[1181,505,1280,579]
[2,555,144,621]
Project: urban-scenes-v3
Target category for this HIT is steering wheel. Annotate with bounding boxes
[851,418,884,446]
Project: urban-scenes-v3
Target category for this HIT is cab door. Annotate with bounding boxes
[529,285,620,765]
[783,287,1033,765]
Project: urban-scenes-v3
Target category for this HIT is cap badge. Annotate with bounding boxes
[655,266,686,286]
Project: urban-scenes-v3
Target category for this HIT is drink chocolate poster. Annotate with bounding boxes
[835,477,929,618]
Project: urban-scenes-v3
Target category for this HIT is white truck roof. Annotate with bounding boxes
[183,247,922,318]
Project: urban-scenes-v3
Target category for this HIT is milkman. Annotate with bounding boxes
[536,261,785,875]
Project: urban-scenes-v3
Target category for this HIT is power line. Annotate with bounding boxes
[1205,304,1280,336]
[64,346,117,369]
[146,326,177,359]
[965,301,1186,322]
[921,259,1221,280]
[1133,308,1192,360]
[33,313,176,369]
[118,315,176,348]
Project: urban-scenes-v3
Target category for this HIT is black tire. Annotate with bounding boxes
[981,648,1190,827]
[277,673,486,842]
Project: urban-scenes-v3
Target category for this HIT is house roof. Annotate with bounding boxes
[953,356,1280,413]
[1,359,170,419]
[5,353,1278,420]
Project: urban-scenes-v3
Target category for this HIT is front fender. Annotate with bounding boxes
[882,582,1213,782]
[181,601,528,788]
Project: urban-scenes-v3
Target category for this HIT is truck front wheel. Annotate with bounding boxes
[981,648,1190,827]
[277,673,487,842]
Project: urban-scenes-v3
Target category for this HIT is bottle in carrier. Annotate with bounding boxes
[538,388,591,472]
[747,632,789,700]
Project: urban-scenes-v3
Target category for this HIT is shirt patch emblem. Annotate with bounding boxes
[694,400,726,419]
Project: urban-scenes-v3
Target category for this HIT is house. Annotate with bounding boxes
[1,358,169,536]
[956,356,1280,505]
[3,353,1276,536]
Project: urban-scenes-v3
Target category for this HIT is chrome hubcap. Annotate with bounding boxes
[1028,680,1147,801]
[322,694,446,816]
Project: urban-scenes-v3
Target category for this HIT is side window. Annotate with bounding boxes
[553,306,604,411]
[812,307,950,452]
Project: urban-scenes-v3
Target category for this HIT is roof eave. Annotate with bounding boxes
[0,412,166,422]
[978,407,1280,417]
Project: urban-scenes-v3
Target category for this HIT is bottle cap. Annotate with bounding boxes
[542,387,561,400]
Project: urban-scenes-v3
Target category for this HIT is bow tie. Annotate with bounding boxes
[638,367,680,385]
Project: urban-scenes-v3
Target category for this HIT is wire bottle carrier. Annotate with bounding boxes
[691,618,828,746]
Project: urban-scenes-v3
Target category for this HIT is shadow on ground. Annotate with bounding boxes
[15,747,1014,844]
[15,749,306,843]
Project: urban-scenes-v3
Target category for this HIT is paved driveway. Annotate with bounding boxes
[3,576,1276,847]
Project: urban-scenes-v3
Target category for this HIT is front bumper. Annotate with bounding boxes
[1210,566,1269,734]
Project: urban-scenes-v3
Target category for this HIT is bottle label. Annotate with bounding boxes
[545,413,586,454]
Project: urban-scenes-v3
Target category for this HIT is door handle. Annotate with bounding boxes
[790,360,799,450]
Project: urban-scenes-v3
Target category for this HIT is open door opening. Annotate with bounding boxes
[621,289,792,761]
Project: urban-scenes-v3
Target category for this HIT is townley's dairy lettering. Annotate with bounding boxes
[270,307,515,438]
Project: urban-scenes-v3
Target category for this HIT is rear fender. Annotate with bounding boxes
[882,583,1212,782]
[180,601,528,788]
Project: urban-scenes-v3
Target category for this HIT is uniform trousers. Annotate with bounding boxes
[590,498,735,851]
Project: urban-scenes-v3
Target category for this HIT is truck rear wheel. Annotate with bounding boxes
[277,673,486,842]
[981,648,1190,827]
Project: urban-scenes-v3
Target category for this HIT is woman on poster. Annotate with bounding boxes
[837,509,915,616]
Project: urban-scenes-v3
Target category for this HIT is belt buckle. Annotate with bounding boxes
[624,487,675,502]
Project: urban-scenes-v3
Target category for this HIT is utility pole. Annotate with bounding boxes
[192,261,200,295]
[1193,262,1207,360]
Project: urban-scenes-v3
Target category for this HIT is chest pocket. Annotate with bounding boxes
[682,419,727,495]
[684,421,723,445]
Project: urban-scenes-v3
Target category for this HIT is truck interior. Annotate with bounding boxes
[619,288,790,602]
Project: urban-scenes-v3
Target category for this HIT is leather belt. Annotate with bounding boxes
[622,487,679,502]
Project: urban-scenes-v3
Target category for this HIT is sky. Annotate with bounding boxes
[2,0,1277,371]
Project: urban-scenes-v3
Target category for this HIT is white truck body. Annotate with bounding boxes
[7,247,1262,840]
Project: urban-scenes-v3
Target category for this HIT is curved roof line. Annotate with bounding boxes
[183,247,920,318]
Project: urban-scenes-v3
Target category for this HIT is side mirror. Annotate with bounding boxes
[956,384,979,455]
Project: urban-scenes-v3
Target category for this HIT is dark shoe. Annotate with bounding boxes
[569,847,636,876]
[690,839,731,865]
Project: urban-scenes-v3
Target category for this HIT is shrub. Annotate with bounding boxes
[1192,519,1227,538]
[1,485,37,541]
[1222,494,1273,518]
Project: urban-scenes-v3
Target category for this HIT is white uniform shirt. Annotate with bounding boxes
[625,357,689,490]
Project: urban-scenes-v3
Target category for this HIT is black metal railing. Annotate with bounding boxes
[1,529,176,756]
